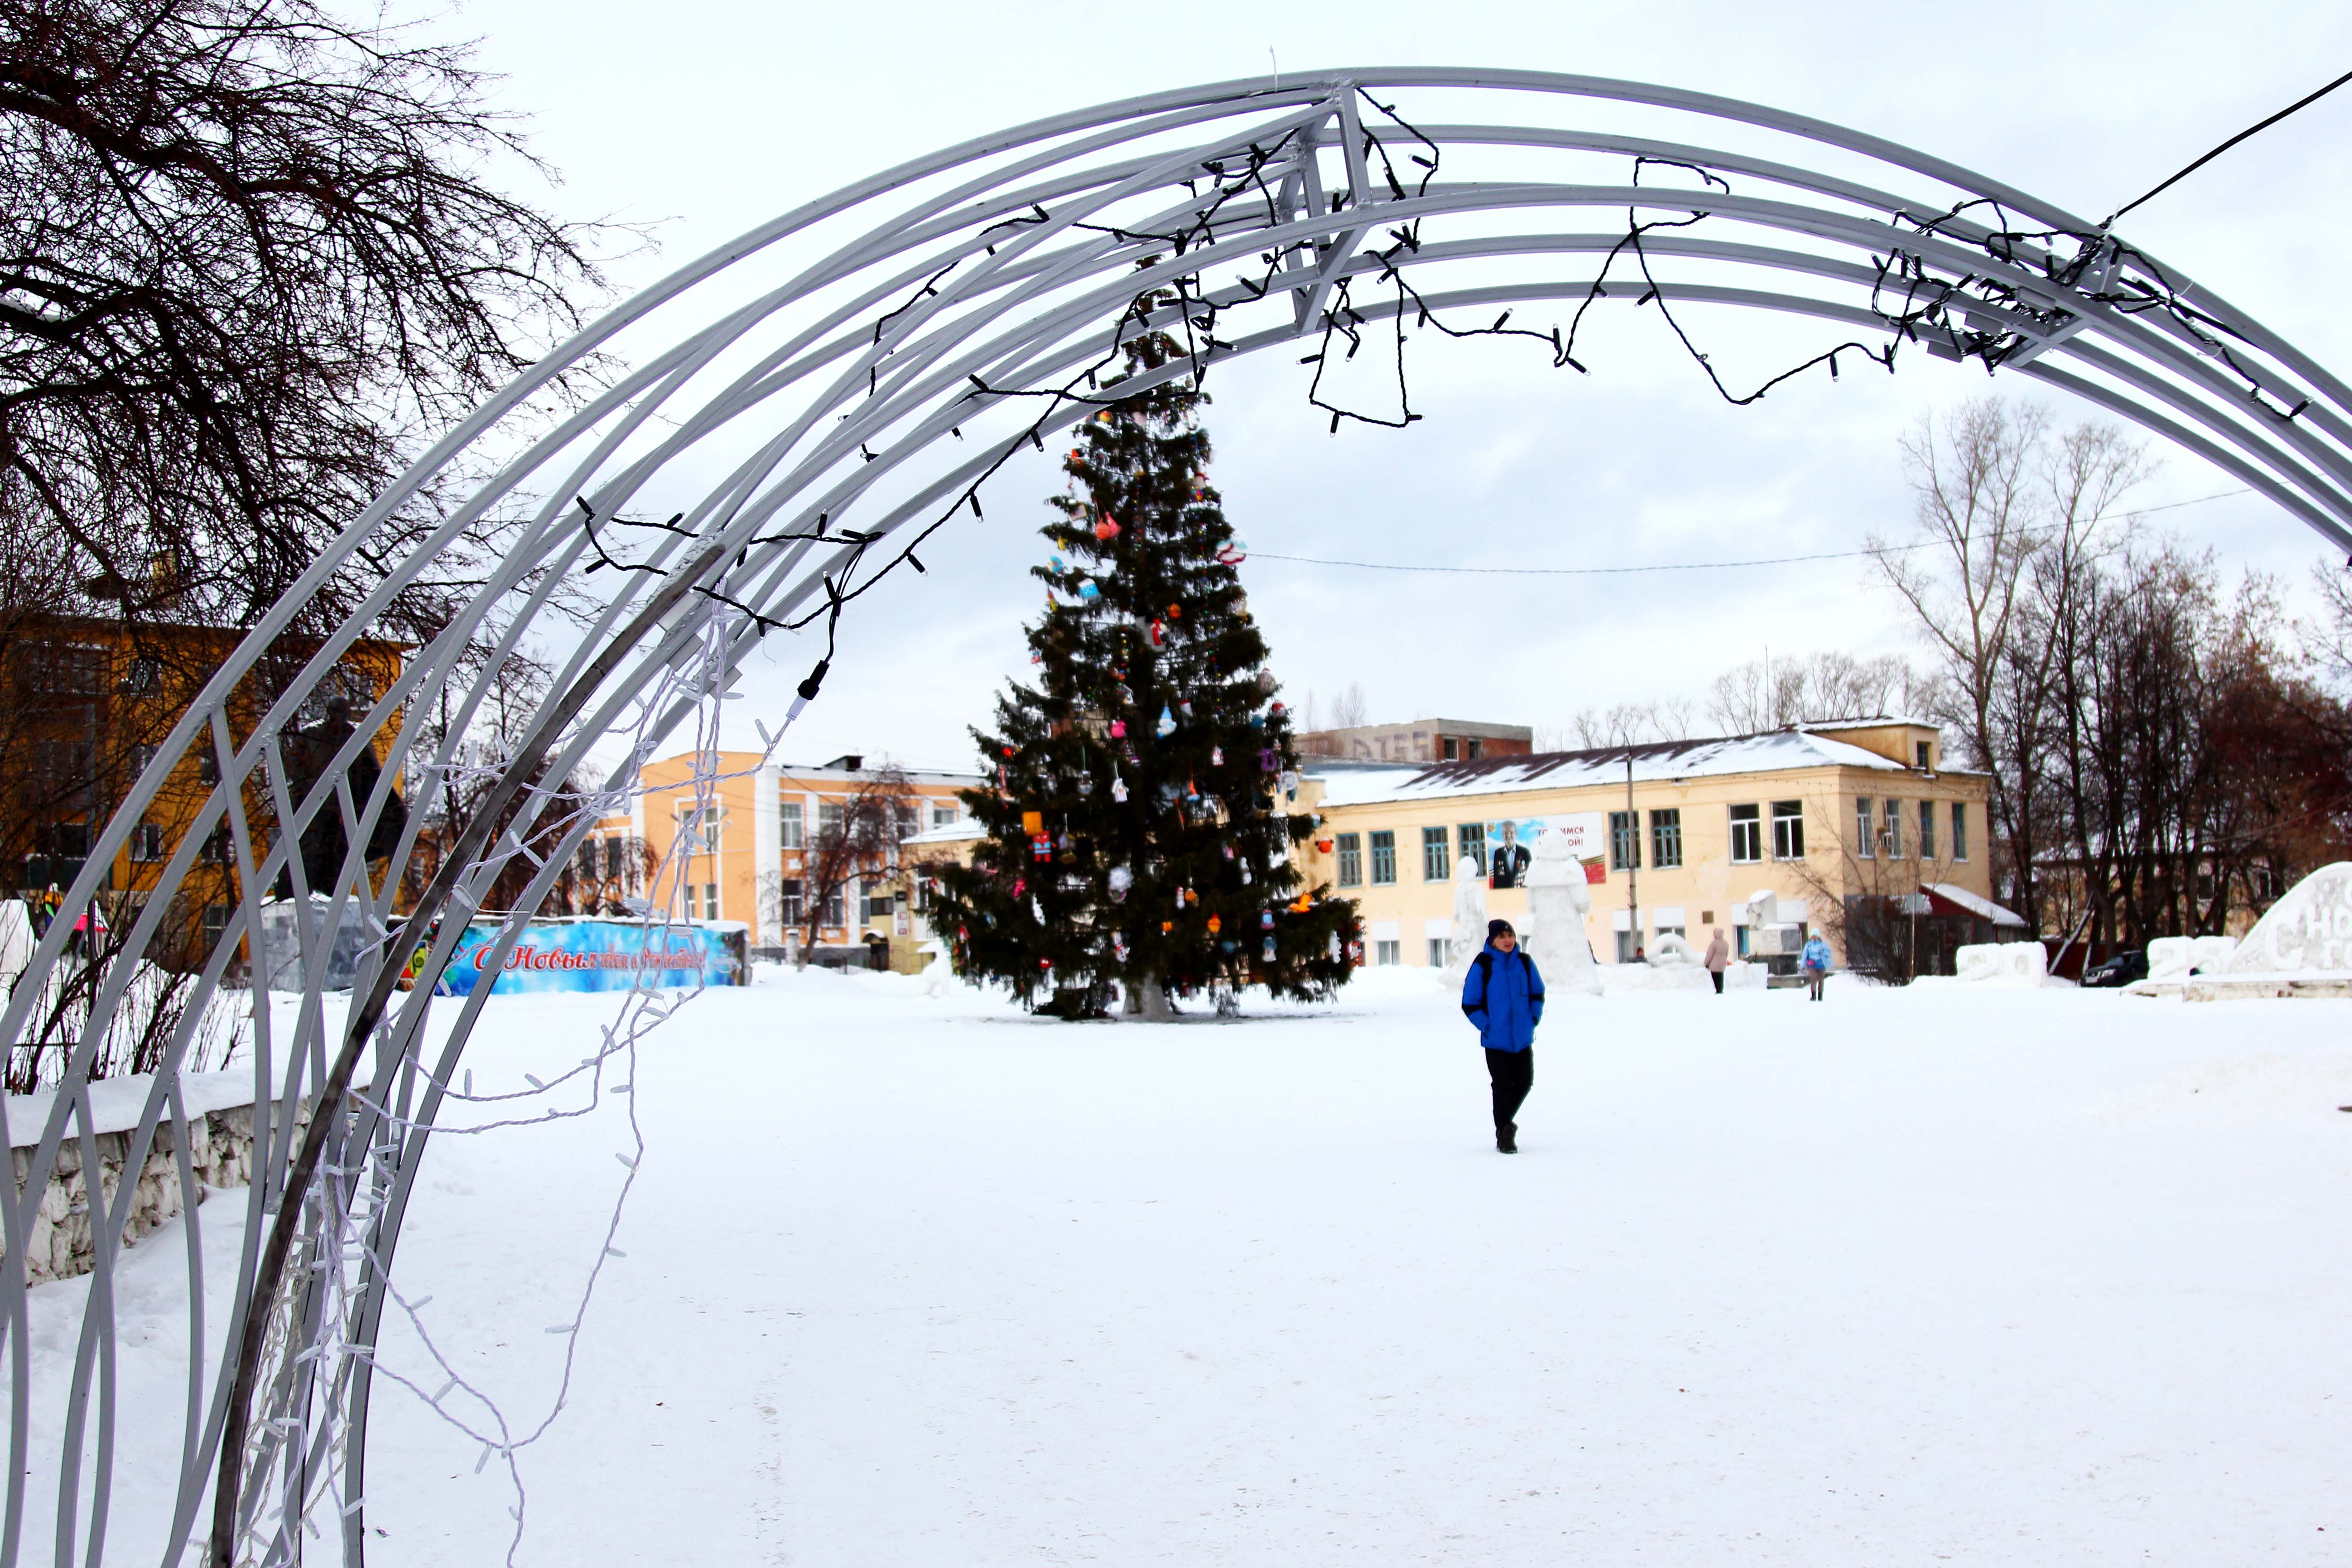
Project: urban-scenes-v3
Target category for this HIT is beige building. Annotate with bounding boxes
[598,752,982,966]
[1296,716,1534,763]
[1297,719,2012,974]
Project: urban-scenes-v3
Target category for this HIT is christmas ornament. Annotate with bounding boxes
[1178,700,1193,718]
[1161,921,1173,933]
[1012,877,1026,896]
[1261,936,1277,962]
[1167,603,1181,618]
[1211,745,1224,766]
[1076,772,1093,795]
[1111,772,1129,803]
[1260,748,1279,771]
[1095,514,1121,540]
[1040,957,1052,970]
[1109,719,1127,738]
[1290,894,1313,913]
[1260,911,1275,928]
[1223,845,1234,860]
[1021,811,1043,835]
[1031,834,1051,860]
[1108,865,1132,901]
[1314,838,1333,853]
[1207,915,1222,934]
[1216,535,1248,566]
[1149,619,1164,647]
[1077,579,1101,601]
[1156,707,1176,737]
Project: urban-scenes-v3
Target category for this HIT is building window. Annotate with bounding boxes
[1428,936,1447,966]
[701,883,719,920]
[1440,737,1458,761]
[202,903,230,956]
[780,802,804,849]
[1951,802,1969,862]
[1918,800,1936,860]
[1916,740,1933,771]
[1374,939,1401,966]
[821,886,844,927]
[130,822,165,863]
[1881,798,1902,858]
[1608,811,1639,871]
[201,826,232,864]
[1466,739,1483,759]
[863,891,895,921]
[120,655,161,694]
[781,878,805,926]
[1335,833,1362,886]
[1729,804,1762,864]
[1456,823,1488,875]
[932,803,958,828]
[1422,825,1449,880]
[1855,797,1874,858]
[1650,809,1682,869]
[1369,830,1396,885]
[680,805,719,853]
[818,801,844,837]
[1615,929,1639,963]
[1771,801,1804,860]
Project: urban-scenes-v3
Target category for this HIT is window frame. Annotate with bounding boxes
[1374,938,1402,966]
[1649,808,1683,869]
[1770,800,1804,861]
[1881,797,1902,859]
[779,802,805,850]
[1368,830,1397,885]
[1951,801,1969,862]
[1918,799,1936,860]
[1456,822,1488,876]
[1427,936,1448,967]
[1608,810,1640,871]
[1729,804,1762,864]
[1421,824,1449,881]
[129,821,165,863]
[1335,832,1363,887]
[1855,796,1874,859]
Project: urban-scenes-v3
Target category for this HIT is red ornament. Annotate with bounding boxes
[1094,514,1121,540]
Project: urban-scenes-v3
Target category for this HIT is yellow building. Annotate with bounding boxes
[608,752,983,966]
[1298,719,2013,975]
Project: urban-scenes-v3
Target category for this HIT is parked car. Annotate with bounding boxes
[2081,948,2149,988]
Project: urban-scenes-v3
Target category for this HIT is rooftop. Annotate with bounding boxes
[1305,727,1919,807]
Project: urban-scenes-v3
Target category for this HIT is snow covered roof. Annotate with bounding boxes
[1925,882,2029,927]
[902,820,985,846]
[1305,728,1909,807]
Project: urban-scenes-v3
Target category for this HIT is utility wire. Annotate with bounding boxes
[1250,488,2252,577]
[2103,67,2352,227]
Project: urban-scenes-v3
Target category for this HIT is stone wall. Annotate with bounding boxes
[6,1099,296,1286]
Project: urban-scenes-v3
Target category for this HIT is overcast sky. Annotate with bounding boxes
[449,0,2352,771]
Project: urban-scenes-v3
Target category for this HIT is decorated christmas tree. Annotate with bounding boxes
[933,322,1358,1018]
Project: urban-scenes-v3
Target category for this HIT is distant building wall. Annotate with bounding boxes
[1295,718,1534,764]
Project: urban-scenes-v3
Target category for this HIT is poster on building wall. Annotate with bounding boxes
[439,917,747,995]
[1482,812,1608,889]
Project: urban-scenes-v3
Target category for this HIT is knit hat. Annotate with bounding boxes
[1487,918,1514,940]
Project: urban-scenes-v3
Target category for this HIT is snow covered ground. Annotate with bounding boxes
[19,967,2352,1564]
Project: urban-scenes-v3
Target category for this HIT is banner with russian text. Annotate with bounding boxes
[439,918,747,995]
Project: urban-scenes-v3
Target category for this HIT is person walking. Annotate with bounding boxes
[1460,917,1544,1153]
[1704,927,1731,993]
[1800,931,1833,1001]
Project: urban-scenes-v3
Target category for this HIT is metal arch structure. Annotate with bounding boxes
[4,66,2350,1566]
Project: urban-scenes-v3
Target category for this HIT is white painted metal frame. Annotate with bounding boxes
[4,68,2346,1568]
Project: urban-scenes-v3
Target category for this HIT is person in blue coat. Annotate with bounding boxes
[1800,932,1833,1001]
[1461,918,1545,1153]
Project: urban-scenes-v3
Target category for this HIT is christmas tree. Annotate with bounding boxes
[933,321,1359,1018]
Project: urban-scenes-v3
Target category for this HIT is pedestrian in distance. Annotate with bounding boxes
[1801,931,1833,1000]
[1461,917,1544,1153]
[1704,927,1731,993]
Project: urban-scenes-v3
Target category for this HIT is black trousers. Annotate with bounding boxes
[1711,971,1724,994]
[1484,1046,1534,1135]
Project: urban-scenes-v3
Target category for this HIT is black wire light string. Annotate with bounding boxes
[2103,65,2352,228]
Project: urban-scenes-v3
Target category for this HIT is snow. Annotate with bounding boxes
[1924,880,2030,927]
[1307,729,1913,808]
[16,972,2352,1564]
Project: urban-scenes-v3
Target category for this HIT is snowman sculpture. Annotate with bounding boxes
[1526,830,1602,994]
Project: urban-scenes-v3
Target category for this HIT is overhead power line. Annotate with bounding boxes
[1249,488,2254,577]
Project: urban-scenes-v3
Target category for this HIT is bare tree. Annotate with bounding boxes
[1328,680,1369,729]
[1557,699,1693,750]
[1704,651,1919,732]
[1,0,618,644]
[1870,398,2151,927]
[794,762,914,963]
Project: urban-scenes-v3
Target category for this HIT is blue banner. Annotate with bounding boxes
[435,919,747,995]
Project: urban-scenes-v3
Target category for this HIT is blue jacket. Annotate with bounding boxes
[1461,944,1544,1051]
[1801,936,1833,972]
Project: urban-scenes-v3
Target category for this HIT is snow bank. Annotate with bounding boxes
[1939,940,2049,986]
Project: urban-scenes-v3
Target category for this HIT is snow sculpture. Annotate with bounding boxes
[1448,853,1489,973]
[2219,861,2352,974]
[0,898,31,994]
[1648,931,1699,967]
[1525,833,1600,993]
[1953,941,2046,986]
[917,937,953,997]
[2144,934,2237,981]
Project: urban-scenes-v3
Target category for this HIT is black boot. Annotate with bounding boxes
[1497,1126,1518,1154]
